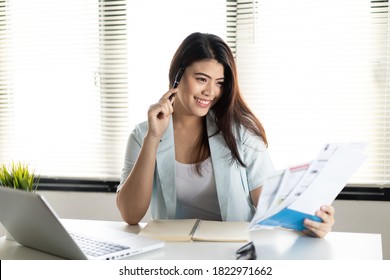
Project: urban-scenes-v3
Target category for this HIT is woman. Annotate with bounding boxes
[116,32,335,238]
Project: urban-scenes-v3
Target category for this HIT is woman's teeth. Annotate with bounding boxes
[195,98,211,106]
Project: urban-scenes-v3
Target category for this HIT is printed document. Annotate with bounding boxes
[250,143,367,231]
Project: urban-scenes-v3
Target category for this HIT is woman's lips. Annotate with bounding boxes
[195,97,212,107]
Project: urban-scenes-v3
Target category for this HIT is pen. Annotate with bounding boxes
[173,67,185,89]
[169,67,184,101]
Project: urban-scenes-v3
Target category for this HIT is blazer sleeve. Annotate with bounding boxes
[117,121,148,192]
[241,130,275,191]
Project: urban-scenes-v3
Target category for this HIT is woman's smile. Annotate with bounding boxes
[195,97,212,108]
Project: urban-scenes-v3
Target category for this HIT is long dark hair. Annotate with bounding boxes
[169,32,268,171]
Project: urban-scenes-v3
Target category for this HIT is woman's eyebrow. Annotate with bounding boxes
[194,72,224,80]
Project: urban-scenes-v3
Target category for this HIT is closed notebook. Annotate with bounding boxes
[139,219,249,242]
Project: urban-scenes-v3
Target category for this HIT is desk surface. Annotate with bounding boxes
[0,219,383,260]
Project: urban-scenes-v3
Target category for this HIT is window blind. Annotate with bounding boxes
[4,0,384,187]
[234,0,390,186]
[0,0,228,181]
[0,0,128,180]
[226,0,238,56]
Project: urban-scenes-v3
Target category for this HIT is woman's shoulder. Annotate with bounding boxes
[233,122,260,138]
[129,120,148,139]
[235,123,267,150]
[207,113,266,148]
[135,120,148,131]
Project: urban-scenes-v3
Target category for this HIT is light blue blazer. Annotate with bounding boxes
[118,114,274,222]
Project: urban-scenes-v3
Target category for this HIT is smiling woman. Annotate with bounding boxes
[116,32,335,238]
[117,32,272,225]
[171,60,225,168]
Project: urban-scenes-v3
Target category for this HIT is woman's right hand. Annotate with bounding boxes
[146,88,178,140]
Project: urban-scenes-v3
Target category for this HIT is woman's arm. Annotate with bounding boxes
[116,135,160,225]
[250,186,261,208]
[116,89,177,225]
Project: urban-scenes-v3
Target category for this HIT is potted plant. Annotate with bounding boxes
[0,162,39,240]
[0,162,39,192]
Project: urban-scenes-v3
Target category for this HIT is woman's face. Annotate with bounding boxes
[174,59,224,118]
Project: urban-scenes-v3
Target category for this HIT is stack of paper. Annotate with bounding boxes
[250,143,367,231]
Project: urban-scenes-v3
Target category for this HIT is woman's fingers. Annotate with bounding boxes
[303,205,335,238]
[160,88,178,102]
[146,88,178,138]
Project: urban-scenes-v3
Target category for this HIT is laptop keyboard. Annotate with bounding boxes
[70,232,130,258]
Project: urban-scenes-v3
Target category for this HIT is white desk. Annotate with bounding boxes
[0,219,383,260]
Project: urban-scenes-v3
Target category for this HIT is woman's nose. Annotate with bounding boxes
[202,83,215,97]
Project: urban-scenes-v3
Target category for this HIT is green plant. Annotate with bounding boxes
[0,162,39,192]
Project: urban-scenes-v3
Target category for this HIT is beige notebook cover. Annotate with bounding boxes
[139,219,249,242]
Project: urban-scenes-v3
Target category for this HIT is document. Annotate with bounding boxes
[250,143,367,231]
[139,219,249,242]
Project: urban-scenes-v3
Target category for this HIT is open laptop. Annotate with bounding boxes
[0,187,164,260]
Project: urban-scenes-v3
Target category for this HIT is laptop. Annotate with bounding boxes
[0,187,164,260]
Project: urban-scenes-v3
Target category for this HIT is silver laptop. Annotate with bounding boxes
[0,187,164,260]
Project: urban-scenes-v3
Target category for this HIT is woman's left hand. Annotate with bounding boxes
[303,205,335,238]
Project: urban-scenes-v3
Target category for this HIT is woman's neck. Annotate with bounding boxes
[172,114,206,164]
[172,113,203,131]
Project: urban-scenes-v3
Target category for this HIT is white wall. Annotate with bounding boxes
[1,191,388,259]
[36,190,152,222]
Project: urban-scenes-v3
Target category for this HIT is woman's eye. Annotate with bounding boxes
[217,81,224,87]
[197,77,207,83]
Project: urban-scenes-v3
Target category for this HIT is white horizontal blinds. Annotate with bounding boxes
[372,0,390,186]
[126,0,227,129]
[0,0,128,180]
[235,0,260,109]
[226,0,238,56]
[235,0,389,186]
[226,0,256,56]
[0,0,12,159]
[98,0,129,178]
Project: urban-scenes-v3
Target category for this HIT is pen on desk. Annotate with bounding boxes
[236,241,257,260]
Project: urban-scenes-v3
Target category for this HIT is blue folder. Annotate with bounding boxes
[257,208,322,231]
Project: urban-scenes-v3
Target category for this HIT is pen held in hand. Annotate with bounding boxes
[157,93,175,119]
[167,68,184,105]
[168,92,176,101]
[156,68,183,119]
[173,68,185,89]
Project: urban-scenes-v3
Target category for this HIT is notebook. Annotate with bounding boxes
[0,187,164,260]
[139,219,249,242]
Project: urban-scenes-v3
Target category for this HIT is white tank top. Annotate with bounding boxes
[175,158,222,221]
